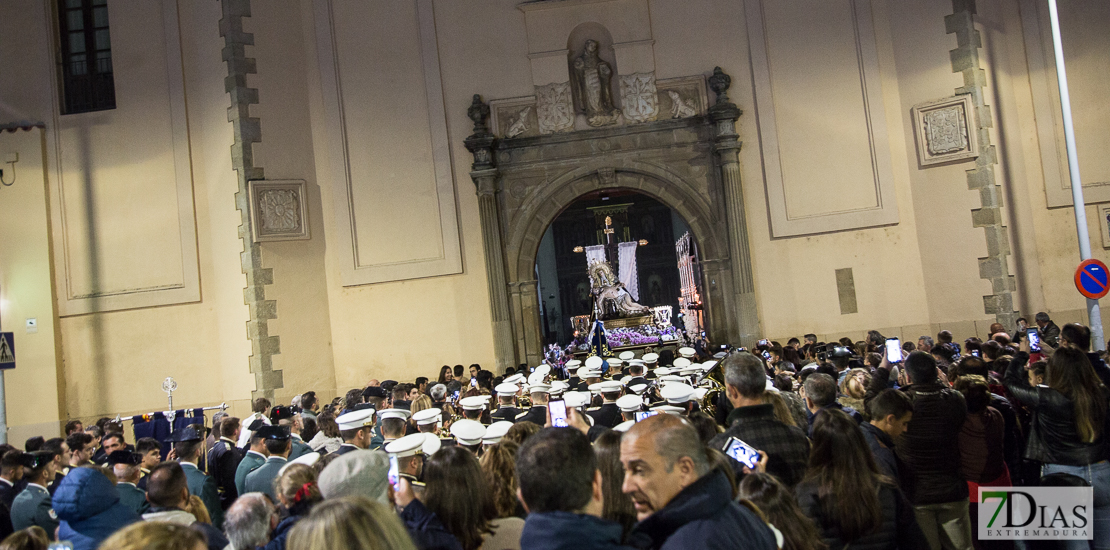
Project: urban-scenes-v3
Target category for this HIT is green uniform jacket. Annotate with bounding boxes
[234,451,267,497]
[10,484,58,539]
[181,462,224,530]
[116,482,150,516]
[288,437,312,461]
[243,457,288,501]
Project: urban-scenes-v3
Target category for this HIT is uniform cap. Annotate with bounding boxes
[361,386,388,399]
[653,367,672,376]
[482,421,513,444]
[422,433,442,456]
[378,409,412,421]
[279,452,320,475]
[412,408,442,426]
[527,383,551,395]
[247,418,267,431]
[564,359,582,370]
[533,365,551,376]
[584,356,604,369]
[642,353,659,364]
[651,405,686,415]
[578,367,602,379]
[450,419,486,446]
[661,383,696,404]
[269,406,294,423]
[21,451,53,470]
[504,374,525,385]
[616,394,643,412]
[336,409,376,431]
[549,381,569,395]
[588,381,623,393]
[495,383,519,396]
[659,375,687,385]
[678,347,696,358]
[672,357,692,369]
[528,372,546,386]
[459,396,487,411]
[619,351,635,361]
[628,384,648,395]
[256,425,291,440]
[563,391,591,409]
[170,426,203,443]
[385,433,427,458]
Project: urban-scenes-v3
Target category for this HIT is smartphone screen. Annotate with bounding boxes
[723,437,759,469]
[470,378,478,387]
[388,455,399,489]
[971,349,980,358]
[885,338,902,364]
[549,399,568,428]
[758,339,769,347]
[1028,331,1041,352]
[635,410,658,422]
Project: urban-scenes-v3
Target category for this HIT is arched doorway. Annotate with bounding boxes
[463,88,758,370]
[534,188,705,350]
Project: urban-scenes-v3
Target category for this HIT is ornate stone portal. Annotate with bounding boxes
[467,67,760,370]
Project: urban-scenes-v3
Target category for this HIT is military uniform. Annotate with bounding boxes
[234,450,267,496]
[331,443,360,456]
[10,484,57,537]
[0,478,17,510]
[515,405,547,426]
[181,462,223,529]
[491,406,521,423]
[116,482,149,515]
[626,376,648,389]
[288,435,312,461]
[586,403,622,429]
[243,456,287,501]
[208,436,243,510]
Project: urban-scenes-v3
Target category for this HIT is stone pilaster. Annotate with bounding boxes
[708,68,760,346]
[946,0,1018,328]
[464,96,517,373]
[220,0,281,400]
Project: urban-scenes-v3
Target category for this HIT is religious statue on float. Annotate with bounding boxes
[570,39,623,127]
[589,260,651,320]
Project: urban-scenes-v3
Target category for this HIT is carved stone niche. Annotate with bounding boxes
[248,179,311,242]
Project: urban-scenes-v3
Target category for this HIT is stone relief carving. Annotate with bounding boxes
[656,76,708,119]
[535,82,575,134]
[668,91,697,118]
[620,72,659,123]
[570,39,622,127]
[911,94,979,166]
[506,106,532,138]
[248,179,310,242]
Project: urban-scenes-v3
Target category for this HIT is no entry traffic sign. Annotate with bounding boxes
[1075,259,1110,300]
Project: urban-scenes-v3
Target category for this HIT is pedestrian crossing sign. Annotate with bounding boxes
[0,332,14,369]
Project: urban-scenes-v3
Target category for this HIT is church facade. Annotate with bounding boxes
[0,0,1106,439]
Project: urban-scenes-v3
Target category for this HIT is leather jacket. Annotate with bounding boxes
[1003,351,1109,466]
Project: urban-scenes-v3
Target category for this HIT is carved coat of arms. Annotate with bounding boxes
[923,104,969,155]
[535,82,574,134]
[620,73,659,123]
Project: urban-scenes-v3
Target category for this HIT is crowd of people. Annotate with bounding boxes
[0,311,1106,550]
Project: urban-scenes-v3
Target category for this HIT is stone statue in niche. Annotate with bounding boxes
[571,39,622,127]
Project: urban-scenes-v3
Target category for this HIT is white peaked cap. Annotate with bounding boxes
[422,433,442,456]
[616,394,643,412]
[450,419,486,446]
[412,408,442,426]
[385,433,426,458]
[336,409,375,430]
[482,421,513,444]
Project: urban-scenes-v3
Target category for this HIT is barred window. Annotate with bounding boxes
[58,0,115,114]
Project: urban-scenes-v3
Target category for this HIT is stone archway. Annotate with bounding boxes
[464,71,759,370]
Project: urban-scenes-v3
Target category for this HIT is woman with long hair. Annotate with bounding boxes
[97,522,207,550]
[479,441,526,519]
[264,464,324,550]
[287,496,417,550]
[593,430,636,541]
[423,446,521,550]
[438,365,454,384]
[795,408,923,549]
[739,473,827,550]
[1005,336,1110,548]
[306,410,342,454]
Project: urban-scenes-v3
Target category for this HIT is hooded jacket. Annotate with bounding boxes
[627,469,777,550]
[52,467,141,550]
[521,511,635,550]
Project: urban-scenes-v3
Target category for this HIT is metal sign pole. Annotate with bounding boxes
[1047,0,1104,351]
[0,370,6,445]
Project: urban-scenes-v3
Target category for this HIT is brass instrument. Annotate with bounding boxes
[695,362,726,419]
